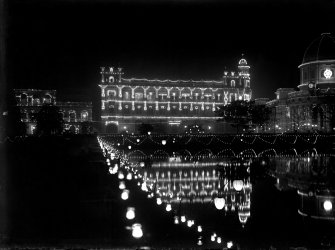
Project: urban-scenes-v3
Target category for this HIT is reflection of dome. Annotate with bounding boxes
[238,205,251,225]
[302,33,335,64]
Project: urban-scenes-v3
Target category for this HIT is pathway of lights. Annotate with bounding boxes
[99,133,331,149]
[98,136,241,247]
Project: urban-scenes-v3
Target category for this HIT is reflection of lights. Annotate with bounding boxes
[197,225,202,232]
[117,143,120,146]
[118,172,124,180]
[181,215,186,223]
[214,197,225,210]
[119,181,126,190]
[136,139,140,143]
[126,207,135,220]
[323,200,333,211]
[140,162,145,167]
[174,216,179,224]
[227,241,233,248]
[233,180,243,191]
[126,172,132,180]
[121,189,129,200]
[110,153,115,160]
[128,145,132,150]
[147,131,151,135]
[211,235,216,242]
[217,237,221,244]
[156,198,162,205]
[132,223,143,239]
[162,140,167,145]
[197,238,203,246]
[166,204,172,212]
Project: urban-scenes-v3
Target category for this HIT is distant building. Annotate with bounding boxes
[267,33,335,133]
[98,57,252,134]
[14,89,92,134]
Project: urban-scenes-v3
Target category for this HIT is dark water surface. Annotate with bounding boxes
[3,134,335,249]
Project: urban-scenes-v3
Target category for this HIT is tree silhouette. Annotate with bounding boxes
[216,100,250,133]
[3,93,26,138]
[249,101,271,132]
[33,104,64,136]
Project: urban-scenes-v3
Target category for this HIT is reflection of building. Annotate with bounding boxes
[267,33,335,133]
[141,163,252,226]
[14,89,92,134]
[99,57,252,134]
[270,155,335,220]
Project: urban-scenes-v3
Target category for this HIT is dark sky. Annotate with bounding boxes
[5,0,335,102]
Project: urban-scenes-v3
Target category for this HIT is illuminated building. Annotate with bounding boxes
[14,89,93,134]
[99,57,252,133]
[267,33,335,133]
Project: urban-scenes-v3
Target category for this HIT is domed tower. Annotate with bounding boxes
[238,55,251,89]
[298,33,335,91]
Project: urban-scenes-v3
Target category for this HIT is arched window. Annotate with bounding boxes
[81,111,89,121]
[109,76,115,83]
[231,80,236,88]
[44,94,52,104]
[20,93,28,105]
[69,111,76,122]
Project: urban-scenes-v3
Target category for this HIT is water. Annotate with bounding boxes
[100,134,335,249]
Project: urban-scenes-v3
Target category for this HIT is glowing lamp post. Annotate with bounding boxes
[126,207,135,220]
[147,131,151,135]
[166,204,172,212]
[128,145,132,150]
[140,162,145,167]
[119,181,126,190]
[181,215,186,223]
[323,200,333,211]
[227,241,233,248]
[233,180,243,191]
[118,172,124,180]
[131,223,143,239]
[121,189,129,200]
[174,216,179,224]
[217,237,222,244]
[126,172,132,180]
[197,225,202,232]
[156,197,162,205]
[161,140,167,145]
[214,197,225,210]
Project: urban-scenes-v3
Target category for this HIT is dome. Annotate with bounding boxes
[238,58,248,65]
[302,33,335,64]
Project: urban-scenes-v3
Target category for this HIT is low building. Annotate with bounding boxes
[267,33,335,133]
[99,57,252,134]
[14,89,93,134]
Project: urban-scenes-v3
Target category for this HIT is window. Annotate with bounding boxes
[231,80,235,87]
[135,92,143,100]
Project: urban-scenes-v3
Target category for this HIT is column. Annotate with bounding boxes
[143,87,149,98]
[167,87,173,99]
[190,102,193,111]
[131,87,135,99]
[179,102,182,111]
[132,101,135,110]
[155,101,159,110]
[201,102,204,111]
[101,86,107,97]
[118,101,122,110]
[144,101,147,111]
[167,101,170,111]
[102,100,105,110]
[212,103,216,111]
[117,86,123,98]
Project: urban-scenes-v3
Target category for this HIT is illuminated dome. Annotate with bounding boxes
[302,33,335,64]
[238,58,248,65]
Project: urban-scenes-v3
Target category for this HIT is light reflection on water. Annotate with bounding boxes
[98,136,335,247]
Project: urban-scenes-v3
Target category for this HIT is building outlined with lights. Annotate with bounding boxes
[99,57,252,133]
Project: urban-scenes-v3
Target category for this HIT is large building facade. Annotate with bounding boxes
[14,89,93,134]
[99,57,252,134]
[267,33,335,133]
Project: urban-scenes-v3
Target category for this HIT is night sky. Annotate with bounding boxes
[5,0,335,104]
